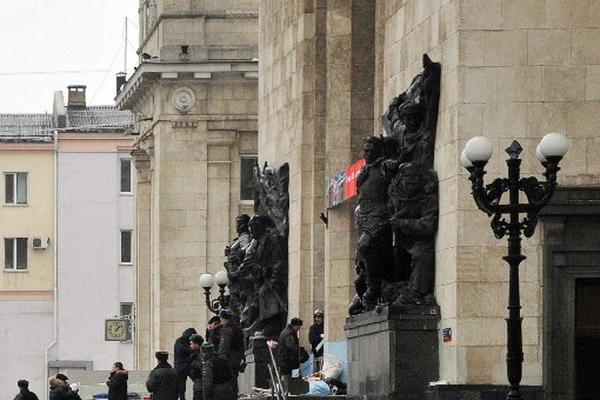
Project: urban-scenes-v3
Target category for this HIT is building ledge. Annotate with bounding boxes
[115,60,258,110]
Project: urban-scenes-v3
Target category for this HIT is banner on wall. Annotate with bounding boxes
[325,158,366,209]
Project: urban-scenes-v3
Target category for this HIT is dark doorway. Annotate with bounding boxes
[540,187,600,400]
[575,278,600,399]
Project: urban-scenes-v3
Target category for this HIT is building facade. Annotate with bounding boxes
[0,87,135,398]
[116,0,259,369]
[257,0,600,398]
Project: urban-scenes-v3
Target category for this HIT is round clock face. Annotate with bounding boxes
[106,320,128,341]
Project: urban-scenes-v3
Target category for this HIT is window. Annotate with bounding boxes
[120,230,132,264]
[120,159,132,193]
[4,172,27,204]
[120,302,134,318]
[240,156,258,201]
[4,238,28,270]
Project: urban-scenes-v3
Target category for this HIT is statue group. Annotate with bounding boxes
[350,54,441,314]
[223,163,289,339]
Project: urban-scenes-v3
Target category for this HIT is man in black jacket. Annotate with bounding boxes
[174,327,197,400]
[188,334,205,400]
[201,343,235,400]
[13,380,38,400]
[49,379,67,400]
[146,351,178,400]
[205,316,221,349]
[106,362,128,400]
[276,317,303,393]
[217,308,244,395]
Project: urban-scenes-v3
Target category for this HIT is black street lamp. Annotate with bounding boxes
[199,271,230,315]
[460,133,569,400]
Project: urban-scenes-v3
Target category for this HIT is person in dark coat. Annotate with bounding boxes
[106,362,128,400]
[205,316,221,350]
[174,327,197,400]
[13,380,38,400]
[276,318,303,393]
[308,309,324,372]
[49,378,67,400]
[188,334,205,400]
[55,374,81,400]
[201,343,235,400]
[217,308,244,395]
[146,351,178,400]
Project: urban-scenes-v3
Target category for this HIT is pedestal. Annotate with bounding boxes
[239,334,271,394]
[425,385,544,400]
[345,304,440,400]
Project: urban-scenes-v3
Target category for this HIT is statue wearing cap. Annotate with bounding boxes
[387,162,438,305]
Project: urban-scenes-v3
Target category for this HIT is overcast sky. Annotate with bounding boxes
[0,1,138,113]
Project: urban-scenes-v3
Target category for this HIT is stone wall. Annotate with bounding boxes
[377,0,600,386]
[258,0,328,333]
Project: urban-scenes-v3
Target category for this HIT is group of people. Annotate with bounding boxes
[13,308,325,400]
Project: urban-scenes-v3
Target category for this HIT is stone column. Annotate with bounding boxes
[132,147,153,369]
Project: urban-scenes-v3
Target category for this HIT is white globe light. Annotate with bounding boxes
[536,143,547,163]
[464,136,494,162]
[539,132,568,158]
[460,149,473,168]
[199,273,214,289]
[215,270,229,286]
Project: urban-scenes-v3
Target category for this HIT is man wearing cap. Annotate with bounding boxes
[106,362,128,400]
[201,343,236,400]
[13,380,39,400]
[188,334,205,400]
[55,374,81,400]
[146,351,178,400]
[174,327,197,400]
[276,317,303,393]
[217,308,244,395]
[308,309,324,372]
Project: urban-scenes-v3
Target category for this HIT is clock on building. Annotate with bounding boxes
[105,319,129,341]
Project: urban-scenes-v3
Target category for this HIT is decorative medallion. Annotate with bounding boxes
[172,87,196,114]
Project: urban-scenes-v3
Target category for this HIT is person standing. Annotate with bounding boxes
[217,308,244,395]
[146,351,178,400]
[308,309,324,372]
[201,343,236,400]
[174,327,197,400]
[276,318,303,393]
[55,374,81,400]
[205,316,221,349]
[49,378,67,400]
[188,334,205,400]
[13,380,38,400]
[106,362,128,400]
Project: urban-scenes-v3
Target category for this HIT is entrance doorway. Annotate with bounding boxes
[541,189,600,400]
[575,278,600,399]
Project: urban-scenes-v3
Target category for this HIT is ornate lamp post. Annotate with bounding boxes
[199,270,230,315]
[460,133,568,400]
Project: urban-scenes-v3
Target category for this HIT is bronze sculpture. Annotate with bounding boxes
[349,54,441,314]
[223,162,289,339]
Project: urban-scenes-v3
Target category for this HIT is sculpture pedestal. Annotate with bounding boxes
[239,334,271,394]
[345,304,440,400]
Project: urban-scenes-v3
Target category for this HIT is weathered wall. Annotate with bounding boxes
[258,0,327,333]
[377,0,600,386]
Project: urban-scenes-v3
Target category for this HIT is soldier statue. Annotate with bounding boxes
[387,162,438,305]
[239,215,287,339]
[224,214,251,315]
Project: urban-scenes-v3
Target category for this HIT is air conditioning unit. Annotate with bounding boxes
[32,237,49,250]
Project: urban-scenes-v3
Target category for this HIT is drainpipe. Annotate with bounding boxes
[44,130,59,400]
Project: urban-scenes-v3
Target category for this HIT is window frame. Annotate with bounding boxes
[4,172,28,205]
[240,155,258,203]
[4,237,28,271]
[119,230,133,265]
[119,158,132,195]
